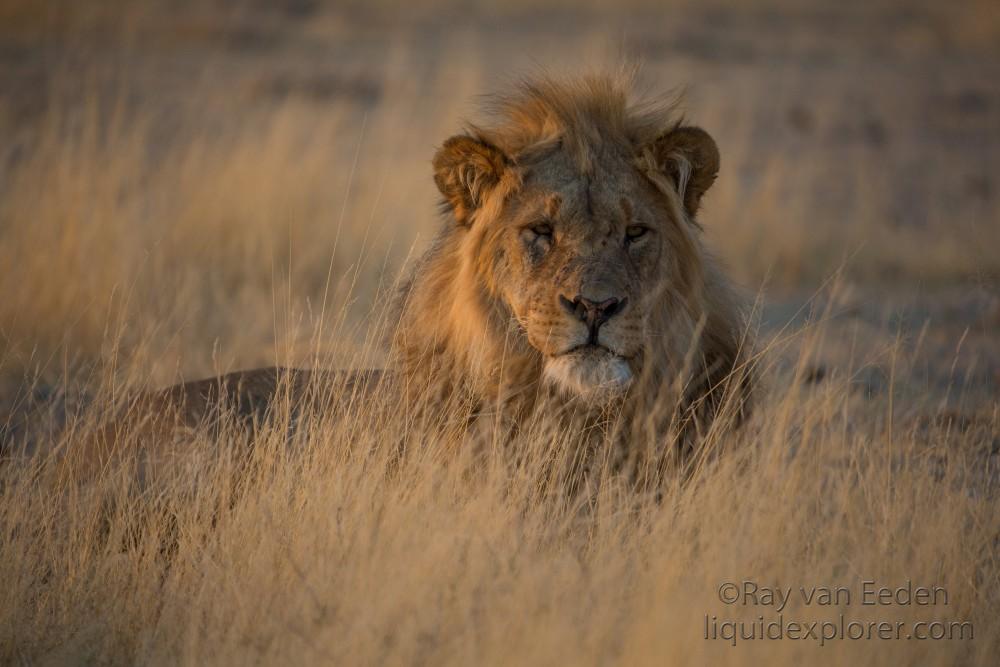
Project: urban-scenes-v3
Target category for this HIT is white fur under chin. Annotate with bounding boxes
[543,352,633,403]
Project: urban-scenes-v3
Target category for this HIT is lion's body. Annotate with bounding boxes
[87,72,752,480]
[75,368,384,481]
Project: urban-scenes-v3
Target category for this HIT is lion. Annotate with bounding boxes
[78,72,752,481]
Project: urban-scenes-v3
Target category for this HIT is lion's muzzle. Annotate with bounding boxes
[542,345,633,403]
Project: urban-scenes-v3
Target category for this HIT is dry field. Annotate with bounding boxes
[1,0,998,664]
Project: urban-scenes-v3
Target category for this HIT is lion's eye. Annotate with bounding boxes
[625,225,650,242]
[530,223,553,238]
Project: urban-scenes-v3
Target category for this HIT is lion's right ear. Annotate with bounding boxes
[433,135,509,225]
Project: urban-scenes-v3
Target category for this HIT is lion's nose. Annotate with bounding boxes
[559,294,628,334]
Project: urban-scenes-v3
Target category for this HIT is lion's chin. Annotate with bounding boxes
[542,347,633,403]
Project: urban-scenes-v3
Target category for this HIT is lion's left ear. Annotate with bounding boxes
[433,134,510,226]
[643,126,720,218]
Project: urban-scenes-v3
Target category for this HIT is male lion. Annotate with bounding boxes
[83,73,752,479]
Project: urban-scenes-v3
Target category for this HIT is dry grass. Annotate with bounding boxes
[1,0,999,664]
[2,309,999,665]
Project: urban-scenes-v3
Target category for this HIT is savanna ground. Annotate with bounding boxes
[1,0,999,664]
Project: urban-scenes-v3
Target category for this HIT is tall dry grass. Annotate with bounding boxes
[1,295,998,664]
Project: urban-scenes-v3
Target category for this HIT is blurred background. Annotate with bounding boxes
[0,0,998,391]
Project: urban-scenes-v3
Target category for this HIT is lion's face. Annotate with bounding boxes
[431,112,719,403]
[490,149,674,401]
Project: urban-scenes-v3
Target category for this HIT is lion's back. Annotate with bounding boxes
[72,367,386,481]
